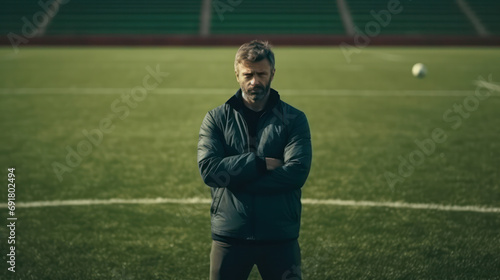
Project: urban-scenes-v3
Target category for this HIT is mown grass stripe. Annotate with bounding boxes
[0,87,485,96]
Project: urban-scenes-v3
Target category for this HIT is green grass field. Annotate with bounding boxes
[0,46,499,279]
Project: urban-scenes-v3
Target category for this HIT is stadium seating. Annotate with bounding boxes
[1,0,47,35]
[46,0,201,35]
[466,0,500,35]
[346,0,476,35]
[210,0,344,35]
[1,0,498,36]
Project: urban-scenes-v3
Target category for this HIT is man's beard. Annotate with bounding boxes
[243,81,271,101]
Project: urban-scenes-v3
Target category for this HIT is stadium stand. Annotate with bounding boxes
[0,0,48,36]
[1,0,498,45]
[45,0,201,35]
[210,0,344,35]
[346,0,476,35]
[466,0,500,35]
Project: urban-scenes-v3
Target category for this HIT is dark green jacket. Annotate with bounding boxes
[197,89,312,241]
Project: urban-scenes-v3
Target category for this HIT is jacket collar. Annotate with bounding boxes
[226,88,281,112]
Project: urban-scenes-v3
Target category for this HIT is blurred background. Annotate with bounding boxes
[1,0,500,44]
[0,0,499,279]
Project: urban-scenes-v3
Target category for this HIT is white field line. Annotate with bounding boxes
[4,197,212,208]
[301,199,500,213]
[2,197,499,213]
[0,88,490,97]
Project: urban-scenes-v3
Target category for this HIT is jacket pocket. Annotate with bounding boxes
[210,187,225,215]
[257,191,300,228]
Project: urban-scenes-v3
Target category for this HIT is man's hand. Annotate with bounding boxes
[265,158,284,171]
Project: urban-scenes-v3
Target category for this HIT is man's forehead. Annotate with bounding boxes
[238,60,272,72]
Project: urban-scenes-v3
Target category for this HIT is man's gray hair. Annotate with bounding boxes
[234,40,275,73]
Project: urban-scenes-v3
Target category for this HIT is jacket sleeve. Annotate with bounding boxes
[197,110,264,189]
[241,111,312,195]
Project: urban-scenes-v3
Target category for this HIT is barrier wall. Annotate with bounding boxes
[1,35,500,47]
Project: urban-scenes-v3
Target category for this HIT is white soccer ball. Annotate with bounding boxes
[412,63,427,78]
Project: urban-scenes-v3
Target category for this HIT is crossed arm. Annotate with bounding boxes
[265,158,285,171]
[197,110,312,195]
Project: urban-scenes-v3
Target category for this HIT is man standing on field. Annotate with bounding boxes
[197,40,312,280]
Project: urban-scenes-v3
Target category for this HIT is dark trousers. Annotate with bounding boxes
[210,239,302,280]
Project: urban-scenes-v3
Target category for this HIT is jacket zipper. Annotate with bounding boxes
[234,109,254,239]
[235,107,273,241]
[251,110,271,240]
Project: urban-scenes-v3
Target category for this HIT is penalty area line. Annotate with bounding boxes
[1,197,499,213]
